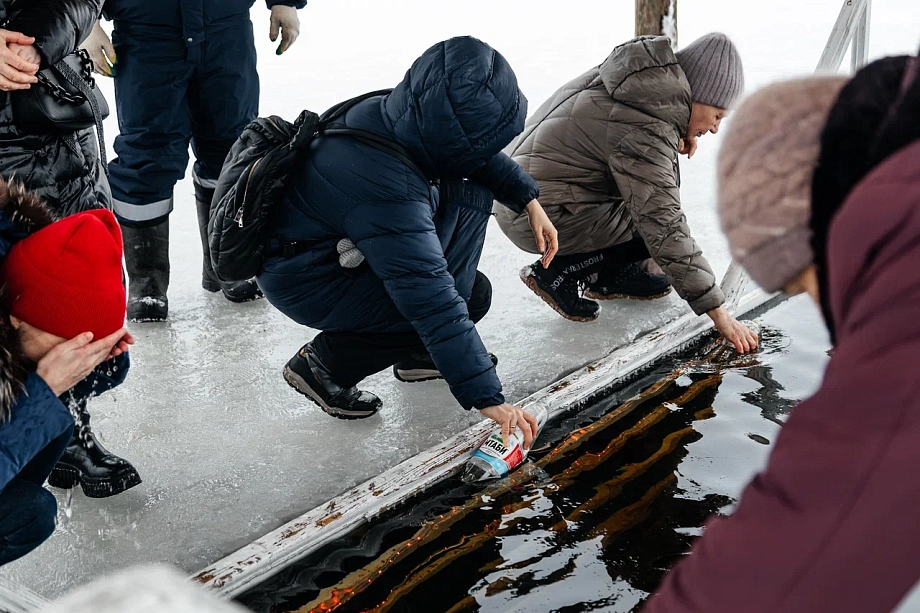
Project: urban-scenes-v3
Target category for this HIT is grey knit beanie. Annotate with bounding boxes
[676,33,744,109]
[718,76,849,293]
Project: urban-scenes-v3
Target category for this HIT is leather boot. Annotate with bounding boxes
[195,185,262,303]
[121,220,169,322]
[519,261,600,322]
[48,399,142,498]
[283,343,381,420]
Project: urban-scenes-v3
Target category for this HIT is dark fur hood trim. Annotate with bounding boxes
[0,179,58,419]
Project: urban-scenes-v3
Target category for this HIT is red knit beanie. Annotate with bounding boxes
[1,209,126,340]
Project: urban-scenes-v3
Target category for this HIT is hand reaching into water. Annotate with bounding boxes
[479,403,539,450]
[708,307,759,354]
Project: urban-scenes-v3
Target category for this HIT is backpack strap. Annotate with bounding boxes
[320,89,393,124]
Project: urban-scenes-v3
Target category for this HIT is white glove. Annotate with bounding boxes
[269,5,300,55]
[337,239,365,269]
[80,21,116,77]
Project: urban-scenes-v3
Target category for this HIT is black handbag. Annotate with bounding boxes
[11,48,109,134]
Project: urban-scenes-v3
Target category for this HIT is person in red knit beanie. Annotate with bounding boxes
[0,181,134,565]
[3,209,128,342]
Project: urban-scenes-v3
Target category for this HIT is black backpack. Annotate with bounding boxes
[208,89,427,283]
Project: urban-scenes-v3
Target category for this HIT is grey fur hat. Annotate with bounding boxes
[676,32,745,109]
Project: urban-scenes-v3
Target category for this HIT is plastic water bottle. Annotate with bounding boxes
[462,403,549,484]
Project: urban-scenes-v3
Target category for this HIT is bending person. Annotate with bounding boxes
[0,182,131,565]
[496,33,757,353]
[258,37,558,442]
[647,55,920,612]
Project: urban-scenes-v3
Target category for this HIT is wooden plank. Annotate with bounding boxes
[0,576,47,613]
[192,286,774,599]
[816,0,869,72]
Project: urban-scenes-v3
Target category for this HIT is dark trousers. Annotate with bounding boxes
[0,428,71,567]
[313,270,492,388]
[312,180,495,388]
[548,236,651,281]
[109,20,259,226]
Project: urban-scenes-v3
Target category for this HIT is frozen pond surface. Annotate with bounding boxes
[5,0,920,600]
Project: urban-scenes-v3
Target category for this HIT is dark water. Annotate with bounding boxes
[239,297,830,613]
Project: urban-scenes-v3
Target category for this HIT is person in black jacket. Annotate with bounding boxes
[259,37,559,443]
[81,0,306,322]
[0,179,131,565]
[0,0,141,498]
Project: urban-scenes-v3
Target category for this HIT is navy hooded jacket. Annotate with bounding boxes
[259,37,539,410]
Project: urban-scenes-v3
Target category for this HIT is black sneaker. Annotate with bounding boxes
[283,344,382,420]
[520,262,600,322]
[394,352,499,383]
[583,262,671,301]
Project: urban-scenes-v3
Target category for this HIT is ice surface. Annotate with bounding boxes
[5,0,919,599]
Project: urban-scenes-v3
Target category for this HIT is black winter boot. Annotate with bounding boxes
[195,188,262,303]
[48,400,142,498]
[519,261,600,322]
[394,352,498,383]
[583,262,672,301]
[283,343,382,420]
[121,221,169,322]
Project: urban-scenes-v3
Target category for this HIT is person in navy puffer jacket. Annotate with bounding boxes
[0,180,132,566]
[259,37,559,442]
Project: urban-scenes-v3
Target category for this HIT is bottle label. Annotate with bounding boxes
[475,433,525,472]
[471,449,510,475]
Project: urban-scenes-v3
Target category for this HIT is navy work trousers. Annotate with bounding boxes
[108,19,259,226]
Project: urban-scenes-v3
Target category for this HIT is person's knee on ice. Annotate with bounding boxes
[0,182,141,501]
[0,481,58,567]
[262,37,542,446]
[495,32,756,351]
[648,56,920,612]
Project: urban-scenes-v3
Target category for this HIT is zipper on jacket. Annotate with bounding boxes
[236,157,263,227]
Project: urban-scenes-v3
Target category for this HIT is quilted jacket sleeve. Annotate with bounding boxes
[608,126,724,315]
[469,152,539,214]
[7,0,103,66]
[0,373,74,492]
[343,198,504,410]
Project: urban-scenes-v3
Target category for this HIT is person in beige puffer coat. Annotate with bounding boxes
[497,33,757,352]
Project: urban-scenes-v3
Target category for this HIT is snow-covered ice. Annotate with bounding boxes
[5,0,919,599]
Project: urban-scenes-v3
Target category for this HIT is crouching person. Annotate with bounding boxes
[496,33,757,353]
[0,182,132,564]
[647,56,920,612]
[258,37,557,440]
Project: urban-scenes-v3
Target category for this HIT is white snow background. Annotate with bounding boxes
[6,0,920,601]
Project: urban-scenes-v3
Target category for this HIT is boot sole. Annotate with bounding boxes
[583,288,672,301]
[48,464,142,499]
[283,365,379,420]
[127,299,168,323]
[393,367,443,383]
[520,270,599,323]
[202,280,264,303]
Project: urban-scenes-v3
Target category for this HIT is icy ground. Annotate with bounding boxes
[6,0,920,599]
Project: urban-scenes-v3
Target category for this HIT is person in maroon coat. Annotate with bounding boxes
[645,53,920,613]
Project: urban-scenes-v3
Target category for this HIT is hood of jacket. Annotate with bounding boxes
[600,36,692,134]
[381,36,528,178]
[0,180,57,419]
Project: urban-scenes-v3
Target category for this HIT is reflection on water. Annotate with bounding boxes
[240,301,829,613]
